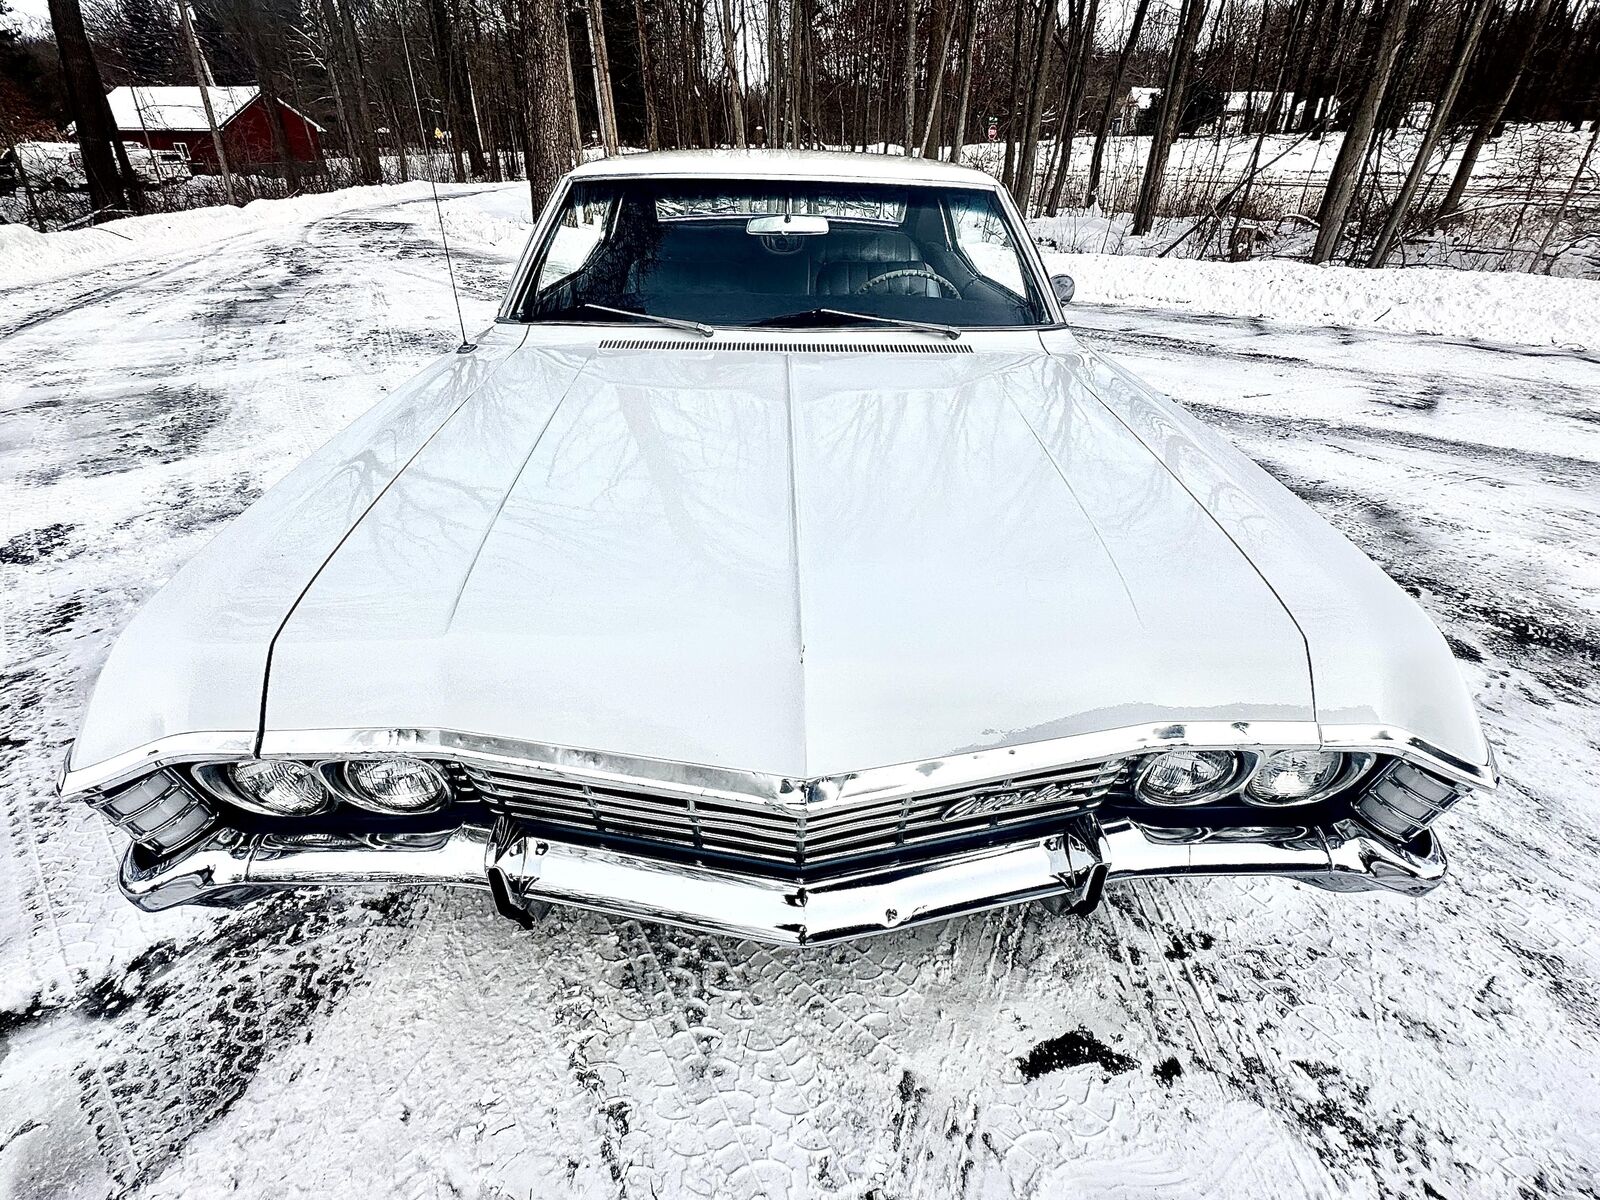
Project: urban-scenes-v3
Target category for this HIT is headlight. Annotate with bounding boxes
[1138,750,1243,806]
[1245,749,1345,805]
[336,757,450,814]
[227,760,334,816]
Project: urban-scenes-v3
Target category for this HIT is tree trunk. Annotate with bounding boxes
[766,0,783,144]
[1533,116,1599,271]
[787,0,802,144]
[1044,0,1099,215]
[1131,0,1206,234]
[1366,0,1492,266]
[947,0,980,162]
[257,69,300,190]
[335,0,384,182]
[1439,0,1555,224]
[902,0,919,153]
[559,7,584,153]
[428,0,467,179]
[916,0,955,156]
[587,0,621,153]
[1011,0,1057,209]
[1311,0,1411,262]
[1002,0,1025,186]
[178,0,237,203]
[527,0,573,212]
[716,0,747,147]
[634,0,661,148]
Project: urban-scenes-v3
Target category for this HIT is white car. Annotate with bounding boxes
[59,151,1495,945]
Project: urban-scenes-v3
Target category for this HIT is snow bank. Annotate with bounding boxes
[1045,250,1600,350]
[438,204,533,257]
[1,181,461,291]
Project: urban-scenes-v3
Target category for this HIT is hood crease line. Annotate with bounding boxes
[441,348,594,633]
[1074,351,1321,727]
[1008,390,1145,626]
[782,353,811,778]
[254,326,531,754]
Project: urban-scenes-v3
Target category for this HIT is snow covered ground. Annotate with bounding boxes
[2,184,1598,1199]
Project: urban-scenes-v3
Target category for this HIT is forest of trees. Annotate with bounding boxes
[2,0,1598,268]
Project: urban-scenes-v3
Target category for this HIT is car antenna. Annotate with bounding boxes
[429,178,474,354]
[402,20,474,354]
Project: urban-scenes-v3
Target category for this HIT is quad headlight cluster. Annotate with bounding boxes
[1137,748,1369,808]
[196,756,452,817]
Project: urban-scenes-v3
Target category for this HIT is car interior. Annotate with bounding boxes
[517,180,1047,328]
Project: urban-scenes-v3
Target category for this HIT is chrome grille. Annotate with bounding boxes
[462,757,1126,869]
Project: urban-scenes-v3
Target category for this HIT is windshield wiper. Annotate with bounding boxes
[573,303,715,338]
[747,307,961,340]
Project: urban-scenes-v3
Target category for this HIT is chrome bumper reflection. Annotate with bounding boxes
[119,817,1447,946]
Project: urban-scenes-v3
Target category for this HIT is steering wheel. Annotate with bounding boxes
[854,267,960,298]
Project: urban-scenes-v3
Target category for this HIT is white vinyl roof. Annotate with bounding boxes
[106,86,258,132]
[567,149,1001,188]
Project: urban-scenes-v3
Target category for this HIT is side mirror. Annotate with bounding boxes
[1050,273,1076,305]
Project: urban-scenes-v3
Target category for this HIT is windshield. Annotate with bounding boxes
[510,178,1050,329]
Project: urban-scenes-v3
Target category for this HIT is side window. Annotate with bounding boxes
[537,192,614,293]
[946,193,1026,297]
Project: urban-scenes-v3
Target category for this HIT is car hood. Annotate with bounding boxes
[259,332,1314,778]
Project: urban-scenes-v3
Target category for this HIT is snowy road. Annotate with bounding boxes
[2,187,1598,1200]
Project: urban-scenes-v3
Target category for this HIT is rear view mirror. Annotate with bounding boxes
[746,214,830,236]
[1050,274,1076,304]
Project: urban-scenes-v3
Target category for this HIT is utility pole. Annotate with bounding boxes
[178,1,237,205]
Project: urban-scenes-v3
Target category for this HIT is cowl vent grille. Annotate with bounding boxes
[598,338,972,354]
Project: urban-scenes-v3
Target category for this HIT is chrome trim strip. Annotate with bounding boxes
[1318,725,1499,788]
[62,720,1496,804]
[65,731,257,797]
[116,817,1449,945]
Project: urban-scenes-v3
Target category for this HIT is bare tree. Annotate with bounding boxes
[1132,0,1208,234]
[716,0,747,146]
[1367,0,1494,265]
[918,0,957,156]
[947,0,980,162]
[1041,0,1100,216]
[1439,0,1556,224]
[634,0,661,148]
[1084,0,1151,206]
[903,0,920,152]
[178,0,237,201]
[526,0,573,208]
[47,0,126,214]
[1312,0,1412,262]
[1011,0,1058,208]
[588,0,621,152]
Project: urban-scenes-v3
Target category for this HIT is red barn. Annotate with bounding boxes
[107,86,324,173]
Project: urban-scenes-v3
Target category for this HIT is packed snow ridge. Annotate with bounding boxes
[1041,250,1600,352]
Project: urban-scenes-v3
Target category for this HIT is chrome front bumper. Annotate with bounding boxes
[119,816,1447,946]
